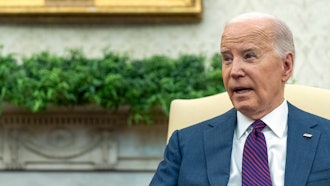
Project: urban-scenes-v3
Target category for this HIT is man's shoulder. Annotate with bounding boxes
[288,103,329,121]
[176,108,236,135]
[288,102,330,129]
[168,108,236,148]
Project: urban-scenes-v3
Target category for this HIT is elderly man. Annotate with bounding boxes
[150,12,330,186]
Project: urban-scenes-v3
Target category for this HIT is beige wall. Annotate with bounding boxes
[0,0,329,89]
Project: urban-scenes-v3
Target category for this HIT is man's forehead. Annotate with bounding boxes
[221,22,273,50]
[222,23,271,40]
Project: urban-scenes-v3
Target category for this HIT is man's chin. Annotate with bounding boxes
[233,102,256,115]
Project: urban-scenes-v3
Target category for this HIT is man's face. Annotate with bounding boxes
[220,19,293,119]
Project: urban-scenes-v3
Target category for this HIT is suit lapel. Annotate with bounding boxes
[284,104,320,186]
[203,109,237,186]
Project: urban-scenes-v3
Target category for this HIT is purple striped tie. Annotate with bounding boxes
[242,120,272,186]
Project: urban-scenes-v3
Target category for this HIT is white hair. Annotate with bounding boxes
[227,12,295,58]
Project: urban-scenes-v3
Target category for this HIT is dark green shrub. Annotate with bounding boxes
[0,48,225,124]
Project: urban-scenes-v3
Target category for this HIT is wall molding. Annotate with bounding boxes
[0,105,167,171]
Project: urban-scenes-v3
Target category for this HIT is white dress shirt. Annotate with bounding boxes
[227,100,288,186]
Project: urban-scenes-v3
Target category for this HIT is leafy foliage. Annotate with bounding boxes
[0,49,225,124]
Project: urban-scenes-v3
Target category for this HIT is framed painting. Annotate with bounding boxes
[0,0,203,23]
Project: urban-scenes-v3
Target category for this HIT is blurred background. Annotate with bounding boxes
[0,0,329,185]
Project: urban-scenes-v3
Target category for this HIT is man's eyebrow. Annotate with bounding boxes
[220,47,258,54]
[242,47,257,53]
[220,48,230,54]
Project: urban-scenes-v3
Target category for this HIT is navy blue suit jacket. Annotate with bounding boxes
[150,103,330,186]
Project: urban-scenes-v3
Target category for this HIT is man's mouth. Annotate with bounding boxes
[233,87,253,94]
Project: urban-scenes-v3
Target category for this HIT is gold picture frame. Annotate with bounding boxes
[0,0,203,23]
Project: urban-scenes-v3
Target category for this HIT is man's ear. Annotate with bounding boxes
[282,52,294,82]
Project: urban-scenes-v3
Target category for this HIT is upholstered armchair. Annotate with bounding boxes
[167,84,330,141]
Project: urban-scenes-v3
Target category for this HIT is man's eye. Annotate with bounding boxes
[245,53,254,59]
[222,56,232,62]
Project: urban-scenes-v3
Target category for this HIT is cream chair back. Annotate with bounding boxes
[167,84,330,141]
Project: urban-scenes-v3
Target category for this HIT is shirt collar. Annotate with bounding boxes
[236,100,288,139]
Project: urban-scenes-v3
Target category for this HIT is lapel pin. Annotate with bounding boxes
[303,133,313,138]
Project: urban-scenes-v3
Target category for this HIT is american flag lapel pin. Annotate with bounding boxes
[303,133,313,138]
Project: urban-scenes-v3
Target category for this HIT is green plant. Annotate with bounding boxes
[0,48,18,109]
[1,48,225,124]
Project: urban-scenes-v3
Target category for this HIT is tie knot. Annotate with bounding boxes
[252,120,266,133]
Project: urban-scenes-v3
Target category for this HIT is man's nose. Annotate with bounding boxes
[230,58,245,79]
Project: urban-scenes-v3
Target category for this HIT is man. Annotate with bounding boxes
[150,12,330,186]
